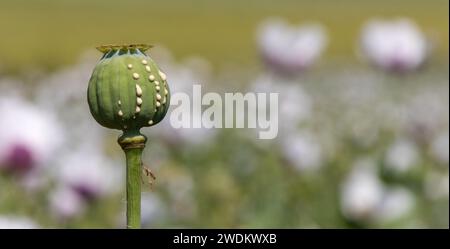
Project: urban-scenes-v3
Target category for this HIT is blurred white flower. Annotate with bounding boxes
[385,138,419,172]
[430,130,449,165]
[0,96,65,175]
[141,193,166,227]
[257,18,327,74]
[340,159,384,221]
[341,158,416,223]
[0,215,39,229]
[55,145,122,200]
[251,75,312,135]
[360,18,429,72]
[280,132,323,172]
[375,187,415,222]
[49,186,85,219]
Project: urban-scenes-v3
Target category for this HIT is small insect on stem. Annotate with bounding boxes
[142,163,156,190]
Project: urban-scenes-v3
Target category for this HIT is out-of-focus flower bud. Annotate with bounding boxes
[360,18,429,73]
[257,18,327,75]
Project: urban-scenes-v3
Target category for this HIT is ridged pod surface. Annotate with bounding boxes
[87,44,170,132]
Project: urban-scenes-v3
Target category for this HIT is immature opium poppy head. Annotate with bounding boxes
[87,44,170,132]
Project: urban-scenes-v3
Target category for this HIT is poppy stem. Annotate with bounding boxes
[118,130,146,229]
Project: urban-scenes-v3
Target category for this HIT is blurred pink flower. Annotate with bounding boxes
[257,18,327,74]
[360,18,429,73]
[49,186,85,219]
[0,96,65,175]
[55,146,122,201]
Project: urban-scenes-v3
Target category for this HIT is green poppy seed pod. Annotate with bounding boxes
[87,45,170,228]
[87,44,170,139]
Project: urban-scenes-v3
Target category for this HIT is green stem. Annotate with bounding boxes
[118,129,147,229]
[124,147,142,228]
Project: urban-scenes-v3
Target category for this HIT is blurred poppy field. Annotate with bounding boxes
[0,0,448,228]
